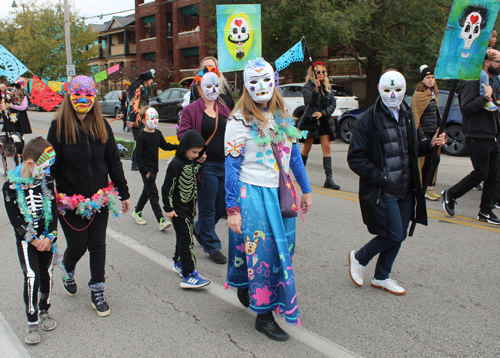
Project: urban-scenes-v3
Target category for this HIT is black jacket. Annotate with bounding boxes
[348,98,431,237]
[47,117,130,201]
[458,80,499,139]
[135,129,178,175]
[300,80,337,140]
[161,129,206,219]
[417,99,440,141]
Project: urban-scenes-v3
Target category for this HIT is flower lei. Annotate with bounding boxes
[56,181,121,219]
[249,111,307,146]
[7,165,54,243]
[194,66,220,84]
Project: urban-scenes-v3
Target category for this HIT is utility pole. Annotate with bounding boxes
[64,0,75,83]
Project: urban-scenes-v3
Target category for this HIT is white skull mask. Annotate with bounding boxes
[200,72,220,101]
[244,58,275,104]
[145,108,159,129]
[230,18,249,42]
[460,12,482,58]
[378,71,406,109]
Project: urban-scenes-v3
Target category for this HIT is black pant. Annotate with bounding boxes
[449,138,499,211]
[136,172,163,222]
[14,137,24,165]
[59,209,109,284]
[172,216,196,277]
[421,148,440,187]
[131,126,142,166]
[16,239,53,322]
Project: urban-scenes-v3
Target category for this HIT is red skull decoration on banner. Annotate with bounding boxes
[30,75,63,112]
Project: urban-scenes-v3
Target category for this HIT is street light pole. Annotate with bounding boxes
[64,0,73,83]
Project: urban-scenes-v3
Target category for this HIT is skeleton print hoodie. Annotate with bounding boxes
[161,129,206,219]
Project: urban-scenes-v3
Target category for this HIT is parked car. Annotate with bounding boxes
[98,90,122,117]
[149,88,189,122]
[336,90,466,156]
[279,83,359,119]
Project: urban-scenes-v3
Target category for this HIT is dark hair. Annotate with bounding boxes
[23,136,51,162]
[459,5,488,29]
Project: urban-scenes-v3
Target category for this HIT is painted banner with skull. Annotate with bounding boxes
[435,0,499,80]
[216,5,261,72]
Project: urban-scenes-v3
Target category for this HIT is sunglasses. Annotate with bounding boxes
[316,70,326,74]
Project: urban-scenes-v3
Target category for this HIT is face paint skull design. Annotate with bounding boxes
[228,17,250,60]
[244,58,275,104]
[33,146,56,179]
[378,71,406,109]
[145,108,159,129]
[200,72,220,101]
[69,76,96,114]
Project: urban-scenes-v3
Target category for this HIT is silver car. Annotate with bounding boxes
[99,90,123,117]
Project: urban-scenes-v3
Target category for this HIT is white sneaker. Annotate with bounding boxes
[348,250,365,287]
[370,277,406,295]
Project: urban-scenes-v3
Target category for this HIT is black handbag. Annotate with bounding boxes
[297,103,319,131]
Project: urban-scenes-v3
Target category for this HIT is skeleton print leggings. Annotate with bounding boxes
[16,239,54,322]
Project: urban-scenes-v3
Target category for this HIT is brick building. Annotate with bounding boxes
[134,0,212,84]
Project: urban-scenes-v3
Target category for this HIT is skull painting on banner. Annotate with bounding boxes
[459,5,488,58]
[227,17,250,59]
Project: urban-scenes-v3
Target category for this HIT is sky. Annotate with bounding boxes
[0,0,142,25]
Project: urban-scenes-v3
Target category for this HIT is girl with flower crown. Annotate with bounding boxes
[178,66,232,265]
[47,76,130,317]
[224,58,312,341]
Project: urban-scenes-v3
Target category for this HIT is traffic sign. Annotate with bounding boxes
[66,65,76,77]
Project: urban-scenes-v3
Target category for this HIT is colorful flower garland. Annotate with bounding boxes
[55,181,120,219]
[249,111,307,147]
[6,165,54,243]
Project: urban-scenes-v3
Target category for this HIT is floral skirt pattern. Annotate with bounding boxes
[226,181,300,325]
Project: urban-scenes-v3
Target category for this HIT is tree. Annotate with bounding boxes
[122,59,174,91]
[0,0,98,81]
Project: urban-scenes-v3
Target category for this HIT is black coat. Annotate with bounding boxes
[300,80,337,141]
[347,98,431,237]
[458,80,499,139]
[47,117,130,201]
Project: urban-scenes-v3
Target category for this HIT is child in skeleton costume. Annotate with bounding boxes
[132,106,178,230]
[3,137,58,345]
[47,76,130,317]
[225,58,312,341]
[2,81,31,165]
[161,129,210,289]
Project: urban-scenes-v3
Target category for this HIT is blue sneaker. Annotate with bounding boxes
[180,271,210,289]
[173,261,183,277]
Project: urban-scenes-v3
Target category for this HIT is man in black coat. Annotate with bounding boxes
[347,70,446,296]
[441,49,500,224]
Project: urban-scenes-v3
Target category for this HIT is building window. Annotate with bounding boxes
[129,32,136,44]
[167,12,173,36]
[142,15,156,38]
[144,52,156,61]
[117,33,124,45]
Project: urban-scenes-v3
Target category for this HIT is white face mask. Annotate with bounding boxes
[244,59,275,104]
[200,72,220,101]
[145,108,159,129]
[378,71,406,108]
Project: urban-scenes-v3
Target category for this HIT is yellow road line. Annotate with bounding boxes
[32,128,48,134]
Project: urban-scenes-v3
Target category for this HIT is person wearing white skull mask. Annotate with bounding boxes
[347,70,446,296]
[442,49,500,224]
[178,67,232,265]
[132,106,178,231]
[224,58,312,341]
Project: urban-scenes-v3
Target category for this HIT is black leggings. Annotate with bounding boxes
[59,209,109,285]
[16,239,53,322]
[136,172,163,221]
[172,216,196,277]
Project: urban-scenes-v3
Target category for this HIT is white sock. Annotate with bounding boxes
[28,321,38,326]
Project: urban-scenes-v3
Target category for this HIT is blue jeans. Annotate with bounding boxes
[194,160,226,253]
[355,194,413,280]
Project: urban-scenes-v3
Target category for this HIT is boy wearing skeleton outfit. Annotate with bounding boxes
[161,129,210,288]
[3,137,58,345]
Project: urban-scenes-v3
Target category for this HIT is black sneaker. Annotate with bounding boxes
[441,190,456,216]
[209,251,227,264]
[90,283,110,317]
[494,202,500,209]
[62,271,77,296]
[478,211,500,225]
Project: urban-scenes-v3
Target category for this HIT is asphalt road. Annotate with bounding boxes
[1,110,499,358]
